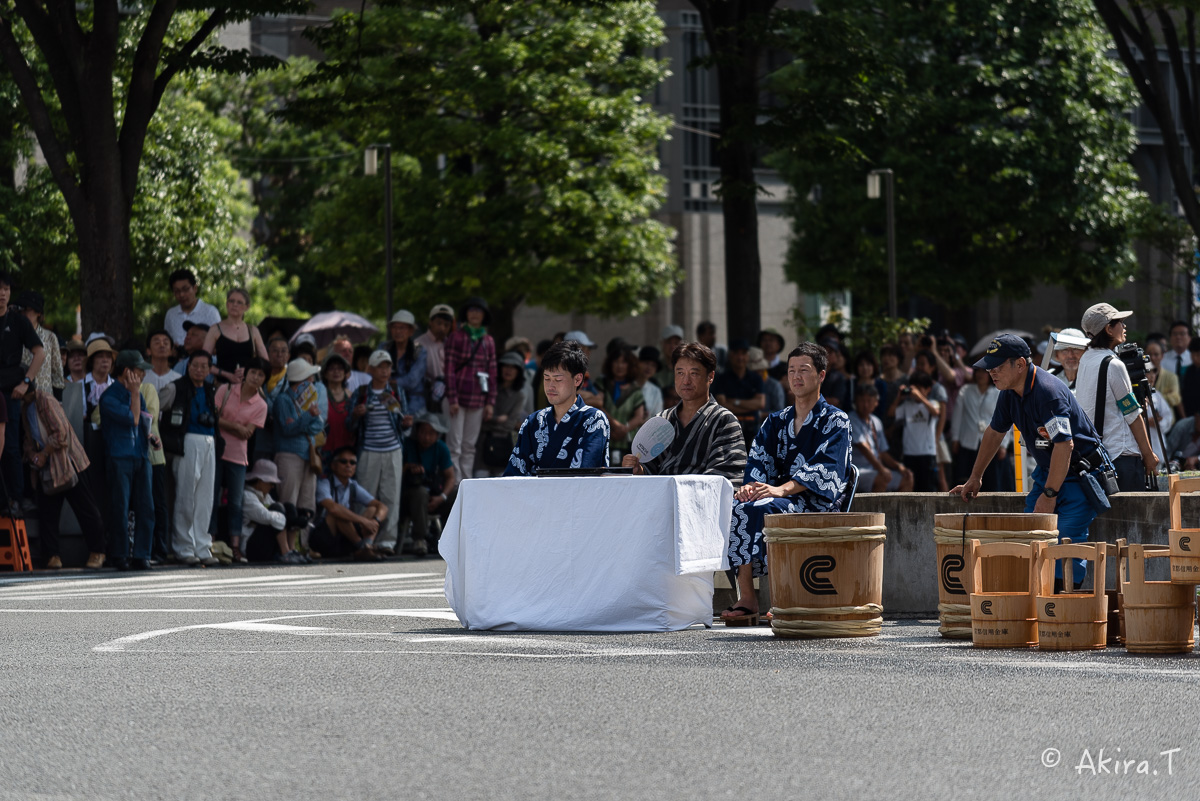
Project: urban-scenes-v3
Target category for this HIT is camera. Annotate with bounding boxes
[1116,342,1151,404]
[900,386,913,396]
[196,411,216,428]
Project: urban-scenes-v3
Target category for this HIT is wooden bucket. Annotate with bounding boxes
[764,512,886,639]
[968,540,1049,648]
[1167,475,1200,584]
[1121,543,1197,654]
[933,513,1058,639]
[1036,541,1108,651]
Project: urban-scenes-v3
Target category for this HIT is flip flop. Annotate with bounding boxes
[720,605,759,627]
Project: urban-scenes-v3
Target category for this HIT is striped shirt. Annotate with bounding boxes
[639,397,747,482]
[362,389,402,452]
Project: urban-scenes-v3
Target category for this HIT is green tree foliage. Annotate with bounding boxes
[769,0,1184,314]
[300,0,678,339]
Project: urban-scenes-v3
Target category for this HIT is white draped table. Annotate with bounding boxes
[441,475,733,631]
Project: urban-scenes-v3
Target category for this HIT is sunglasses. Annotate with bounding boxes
[335,459,357,466]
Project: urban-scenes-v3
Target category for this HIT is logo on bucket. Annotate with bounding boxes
[1044,602,1056,618]
[980,600,993,616]
[800,555,837,595]
[1181,536,1192,552]
[941,554,966,595]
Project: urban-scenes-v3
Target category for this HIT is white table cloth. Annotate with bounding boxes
[441,475,733,631]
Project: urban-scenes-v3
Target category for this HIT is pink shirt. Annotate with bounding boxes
[216,384,268,466]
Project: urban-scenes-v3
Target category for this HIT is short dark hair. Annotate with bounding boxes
[145,328,172,348]
[541,340,588,376]
[244,357,269,376]
[1189,337,1200,354]
[879,344,903,361]
[168,269,196,288]
[1089,329,1119,350]
[188,349,212,366]
[787,342,828,373]
[1170,320,1191,335]
[332,445,357,461]
[671,341,717,374]
[852,350,879,377]
[909,370,934,389]
[854,383,880,399]
[536,339,553,357]
[291,341,317,362]
[602,347,639,385]
[0,270,14,289]
[915,348,937,370]
[696,321,716,337]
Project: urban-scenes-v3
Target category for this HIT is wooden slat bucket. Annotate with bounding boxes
[764,512,886,639]
[969,540,1049,648]
[1167,475,1200,584]
[933,513,1058,639]
[1036,541,1108,651]
[1121,543,1197,654]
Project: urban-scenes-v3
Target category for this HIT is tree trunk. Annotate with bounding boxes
[73,181,134,343]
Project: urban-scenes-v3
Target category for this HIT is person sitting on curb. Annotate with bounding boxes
[402,412,457,557]
[310,445,390,561]
[241,459,306,564]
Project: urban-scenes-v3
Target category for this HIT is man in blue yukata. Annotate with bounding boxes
[722,341,853,625]
[504,340,611,476]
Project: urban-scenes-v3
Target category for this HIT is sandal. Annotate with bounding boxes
[720,605,759,627]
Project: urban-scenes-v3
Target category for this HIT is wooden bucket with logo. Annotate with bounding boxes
[933,513,1058,639]
[1121,543,1197,654]
[1167,475,1200,584]
[763,512,886,639]
[1035,541,1108,651]
[968,540,1049,648]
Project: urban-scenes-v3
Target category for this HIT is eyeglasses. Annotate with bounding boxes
[335,459,357,466]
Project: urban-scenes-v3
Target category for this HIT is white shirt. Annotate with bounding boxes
[164,300,221,346]
[1145,391,1173,465]
[143,368,177,395]
[1162,349,1192,378]
[640,380,663,417]
[950,384,1000,450]
[899,397,939,457]
[242,486,286,540]
[1075,348,1141,458]
[848,410,887,470]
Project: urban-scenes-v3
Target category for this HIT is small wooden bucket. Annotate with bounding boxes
[764,512,886,639]
[933,513,1058,639]
[1036,541,1108,651]
[1167,475,1200,584]
[968,540,1049,648]
[1121,543,1197,654]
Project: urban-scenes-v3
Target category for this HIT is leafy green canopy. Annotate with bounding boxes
[768,0,1183,313]
[299,0,678,323]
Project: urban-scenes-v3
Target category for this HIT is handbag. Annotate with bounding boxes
[39,461,78,496]
[481,430,515,468]
[306,436,324,476]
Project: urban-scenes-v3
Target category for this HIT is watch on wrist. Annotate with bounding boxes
[21,376,32,385]
[1041,487,1059,498]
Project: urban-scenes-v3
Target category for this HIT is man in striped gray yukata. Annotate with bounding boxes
[621,342,746,481]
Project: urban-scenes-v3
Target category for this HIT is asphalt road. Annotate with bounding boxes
[0,559,1196,801]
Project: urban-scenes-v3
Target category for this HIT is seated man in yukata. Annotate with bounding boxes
[721,341,853,626]
[504,340,610,476]
[620,341,746,481]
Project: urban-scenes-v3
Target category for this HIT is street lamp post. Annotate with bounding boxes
[867,168,897,319]
[365,144,394,320]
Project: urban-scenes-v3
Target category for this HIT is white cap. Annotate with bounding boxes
[660,324,684,341]
[564,330,595,348]
[368,349,394,367]
[1053,328,1089,351]
[285,358,322,383]
[389,310,416,327]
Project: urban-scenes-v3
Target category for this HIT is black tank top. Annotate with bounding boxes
[213,322,254,380]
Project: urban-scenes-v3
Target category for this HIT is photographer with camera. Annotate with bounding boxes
[1075,304,1159,491]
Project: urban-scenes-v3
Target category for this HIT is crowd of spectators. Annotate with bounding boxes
[7,262,1195,569]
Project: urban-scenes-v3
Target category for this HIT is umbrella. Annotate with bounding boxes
[258,316,308,343]
[969,329,1037,357]
[290,311,379,350]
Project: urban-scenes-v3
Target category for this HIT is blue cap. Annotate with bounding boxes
[973,333,1031,369]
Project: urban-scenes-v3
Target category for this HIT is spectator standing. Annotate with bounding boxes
[1050,327,1088,390]
[320,353,356,469]
[1075,303,1159,491]
[713,338,765,448]
[414,303,455,416]
[597,347,647,457]
[477,351,531,476]
[1144,361,1174,468]
[934,337,972,420]
[851,350,890,412]
[636,346,664,417]
[950,367,1006,490]
[564,329,604,408]
[444,297,497,478]
[160,350,220,566]
[22,387,106,568]
[264,336,291,395]
[819,339,851,410]
[272,358,327,532]
[100,350,156,570]
[163,269,221,348]
[384,310,428,415]
[1181,338,1200,416]
[329,336,370,393]
[894,371,942,491]
[143,329,177,395]
[349,350,408,556]
[64,340,86,383]
[15,291,63,400]
[757,328,786,370]
[1145,338,1184,421]
[78,338,116,525]
[655,325,685,388]
[878,345,908,411]
[1163,321,1192,379]
[402,413,457,557]
[172,321,211,376]
[138,375,170,564]
[748,347,785,414]
[212,357,269,563]
[203,288,268,385]
[0,274,45,510]
[848,384,911,492]
[310,446,389,560]
[696,321,727,371]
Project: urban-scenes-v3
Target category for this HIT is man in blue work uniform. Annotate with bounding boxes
[950,335,1109,585]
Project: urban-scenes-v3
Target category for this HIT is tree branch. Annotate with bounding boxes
[1156,8,1200,177]
[9,0,88,155]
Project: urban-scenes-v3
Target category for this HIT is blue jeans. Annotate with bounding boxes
[108,456,154,562]
[2,394,22,503]
[211,460,247,542]
[1025,465,1096,586]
